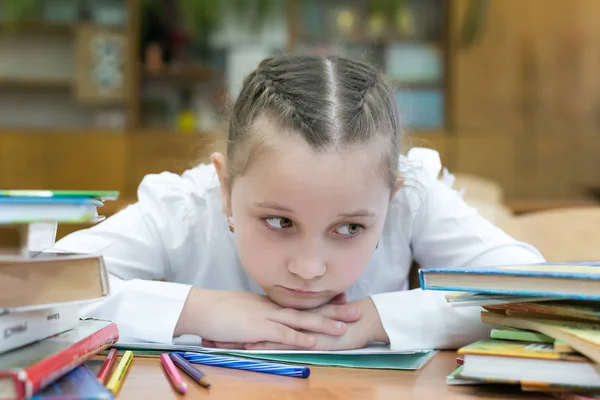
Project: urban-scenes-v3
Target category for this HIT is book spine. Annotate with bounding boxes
[23,322,119,397]
[417,269,425,290]
[0,306,79,355]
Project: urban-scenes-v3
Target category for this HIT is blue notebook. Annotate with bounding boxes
[0,190,119,201]
[419,260,600,300]
[32,365,114,399]
[0,197,102,205]
[0,197,103,224]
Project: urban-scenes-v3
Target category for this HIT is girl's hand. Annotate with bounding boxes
[240,297,389,351]
[175,288,361,349]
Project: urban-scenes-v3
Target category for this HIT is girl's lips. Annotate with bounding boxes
[281,286,322,297]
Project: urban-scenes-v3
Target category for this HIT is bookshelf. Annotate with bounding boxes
[286,0,451,131]
[0,0,451,134]
[143,66,213,83]
[0,0,225,134]
[0,0,454,216]
[0,76,71,89]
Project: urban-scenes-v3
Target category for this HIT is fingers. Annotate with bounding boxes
[244,342,298,351]
[264,321,318,348]
[214,342,245,349]
[202,340,246,350]
[328,292,347,305]
[271,308,348,336]
[204,341,307,351]
[312,303,361,322]
[244,334,336,351]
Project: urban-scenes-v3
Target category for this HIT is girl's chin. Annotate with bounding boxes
[266,291,332,310]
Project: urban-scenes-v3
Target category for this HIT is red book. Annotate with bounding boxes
[0,319,119,399]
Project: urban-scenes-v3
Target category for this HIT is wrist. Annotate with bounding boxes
[174,286,204,337]
[358,297,390,344]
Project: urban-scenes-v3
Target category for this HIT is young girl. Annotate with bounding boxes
[53,55,544,352]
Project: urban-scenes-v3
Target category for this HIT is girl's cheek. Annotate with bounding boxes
[330,251,371,277]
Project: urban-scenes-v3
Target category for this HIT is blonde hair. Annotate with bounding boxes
[226,54,403,189]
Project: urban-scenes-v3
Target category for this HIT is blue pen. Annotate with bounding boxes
[181,352,310,379]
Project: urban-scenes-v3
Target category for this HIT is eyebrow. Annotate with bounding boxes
[254,202,375,218]
[254,202,293,213]
[338,210,375,218]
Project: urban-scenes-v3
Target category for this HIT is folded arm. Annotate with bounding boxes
[371,181,545,351]
[52,172,199,343]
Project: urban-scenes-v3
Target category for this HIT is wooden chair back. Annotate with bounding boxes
[497,207,600,261]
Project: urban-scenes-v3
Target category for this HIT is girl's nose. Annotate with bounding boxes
[287,255,326,280]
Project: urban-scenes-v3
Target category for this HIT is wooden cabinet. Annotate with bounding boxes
[449,0,600,200]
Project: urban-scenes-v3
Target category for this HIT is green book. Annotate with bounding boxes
[222,349,437,370]
[109,341,436,370]
[0,190,119,201]
[490,326,554,343]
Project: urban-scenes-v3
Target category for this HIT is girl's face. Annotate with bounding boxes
[215,127,394,310]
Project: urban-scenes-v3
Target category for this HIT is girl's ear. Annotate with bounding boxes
[391,174,404,199]
[211,152,232,216]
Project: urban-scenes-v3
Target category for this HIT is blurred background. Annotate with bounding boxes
[1,0,599,240]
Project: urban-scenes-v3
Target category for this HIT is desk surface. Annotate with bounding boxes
[108,351,551,399]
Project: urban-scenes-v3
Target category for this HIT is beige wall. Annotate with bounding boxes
[448,0,600,200]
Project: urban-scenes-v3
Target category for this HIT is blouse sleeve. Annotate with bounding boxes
[370,148,545,351]
[52,171,205,343]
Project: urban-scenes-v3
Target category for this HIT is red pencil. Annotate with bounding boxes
[160,353,187,394]
[97,348,118,385]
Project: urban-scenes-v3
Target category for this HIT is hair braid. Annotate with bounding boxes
[226,54,403,189]
[256,68,319,141]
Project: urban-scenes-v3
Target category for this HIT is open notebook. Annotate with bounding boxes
[112,336,436,370]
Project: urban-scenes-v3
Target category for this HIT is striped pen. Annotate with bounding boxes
[182,352,310,379]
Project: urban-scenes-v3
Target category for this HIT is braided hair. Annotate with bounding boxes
[227,54,402,189]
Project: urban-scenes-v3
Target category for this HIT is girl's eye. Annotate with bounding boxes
[264,217,293,230]
[335,223,363,236]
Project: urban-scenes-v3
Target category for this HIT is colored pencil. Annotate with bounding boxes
[106,350,133,394]
[97,348,118,385]
[160,353,188,394]
[182,352,310,379]
[170,352,211,388]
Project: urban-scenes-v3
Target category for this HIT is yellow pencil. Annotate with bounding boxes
[106,350,134,394]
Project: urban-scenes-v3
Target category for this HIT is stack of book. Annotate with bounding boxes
[420,261,600,398]
[0,190,121,399]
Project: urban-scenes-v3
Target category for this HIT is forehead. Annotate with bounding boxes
[231,120,391,209]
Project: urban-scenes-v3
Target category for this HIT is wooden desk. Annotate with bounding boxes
[107,352,551,399]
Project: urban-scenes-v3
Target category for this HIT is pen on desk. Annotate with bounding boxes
[97,348,118,385]
[182,352,310,379]
[106,350,134,394]
[170,352,211,388]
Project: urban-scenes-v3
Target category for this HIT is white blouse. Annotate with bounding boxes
[52,148,545,351]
